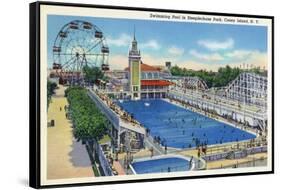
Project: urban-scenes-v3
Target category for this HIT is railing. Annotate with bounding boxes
[88,89,119,129]
[120,119,146,135]
[203,146,267,161]
[96,143,114,176]
[88,89,146,134]
[167,90,266,120]
[144,135,165,155]
[141,88,167,92]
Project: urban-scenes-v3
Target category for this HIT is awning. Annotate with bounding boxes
[141,80,173,86]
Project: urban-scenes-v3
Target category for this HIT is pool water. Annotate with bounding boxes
[131,157,191,174]
[118,99,256,149]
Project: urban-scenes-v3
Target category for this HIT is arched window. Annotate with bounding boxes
[153,72,159,79]
[147,72,153,79]
[141,72,146,79]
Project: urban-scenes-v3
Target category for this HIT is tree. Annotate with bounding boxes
[66,87,107,160]
[83,65,105,85]
[47,81,57,107]
[171,65,265,88]
[170,65,244,88]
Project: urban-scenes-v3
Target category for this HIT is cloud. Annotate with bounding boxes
[107,33,131,47]
[168,46,185,56]
[189,49,224,62]
[139,40,160,50]
[108,53,174,70]
[108,54,128,70]
[231,50,267,69]
[141,54,175,66]
[107,34,160,50]
[198,38,234,51]
[180,50,267,71]
[178,60,223,71]
[224,49,267,69]
[225,50,256,59]
[107,49,267,71]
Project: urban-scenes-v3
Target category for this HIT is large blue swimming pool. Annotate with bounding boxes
[131,156,191,174]
[118,99,255,149]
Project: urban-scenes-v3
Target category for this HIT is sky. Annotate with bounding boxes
[47,15,268,71]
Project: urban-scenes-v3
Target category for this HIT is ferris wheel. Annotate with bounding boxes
[52,20,109,84]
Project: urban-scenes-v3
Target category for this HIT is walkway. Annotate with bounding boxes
[144,136,165,155]
[47,85,94,179]
[113,161,126,175]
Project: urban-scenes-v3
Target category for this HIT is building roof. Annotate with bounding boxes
[125,63,161,72]
[49,71,82,79]
[141,63,160,71]
[141,80,174,86]
[153,65,166,71]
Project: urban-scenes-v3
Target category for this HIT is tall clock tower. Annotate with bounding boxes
[128,30,141,100]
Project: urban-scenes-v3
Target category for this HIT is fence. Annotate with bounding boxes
[96,143,114,176]
[88,89,119,129]
[203,146,267,162]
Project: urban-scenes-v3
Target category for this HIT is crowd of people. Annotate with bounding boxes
[95,90,141,127]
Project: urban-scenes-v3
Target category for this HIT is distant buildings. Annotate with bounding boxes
[105,33,174,99]
[165,61,171,70]
[48,69,82,85]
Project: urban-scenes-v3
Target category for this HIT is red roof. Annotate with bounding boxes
[141,80,173,86]
[125,63,160,72]
[141,63,160,71]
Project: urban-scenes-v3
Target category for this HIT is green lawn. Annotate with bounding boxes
[98,134,111,144]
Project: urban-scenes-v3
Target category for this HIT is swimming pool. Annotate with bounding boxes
[130,155,192,174]
[118,99,256,149]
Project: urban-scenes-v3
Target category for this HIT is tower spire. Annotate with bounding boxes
[131,25,138,52]
[133,25,136,41]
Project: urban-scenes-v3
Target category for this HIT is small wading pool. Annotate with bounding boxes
[130,155,193,174]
